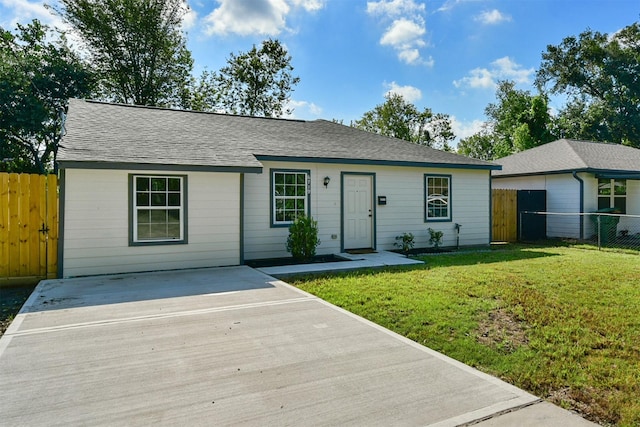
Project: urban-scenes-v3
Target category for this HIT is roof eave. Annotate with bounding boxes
[493,167,640,179]
[254,155,501,170]
[57,160,263,174]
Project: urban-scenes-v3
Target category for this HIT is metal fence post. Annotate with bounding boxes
[597,215,601,250]
[519,211,523,241]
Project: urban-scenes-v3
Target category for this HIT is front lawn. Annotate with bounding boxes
[291,244,640,426]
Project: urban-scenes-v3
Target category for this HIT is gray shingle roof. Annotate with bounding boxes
[59,99,498,171]
[492,139,640,177]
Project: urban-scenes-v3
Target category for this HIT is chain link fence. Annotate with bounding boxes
[519,211,640,252]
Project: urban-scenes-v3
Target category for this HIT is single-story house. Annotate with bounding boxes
[57,99,499,278]
[492,139,640,239]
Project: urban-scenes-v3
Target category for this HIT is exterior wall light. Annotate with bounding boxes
[323,176,331,188]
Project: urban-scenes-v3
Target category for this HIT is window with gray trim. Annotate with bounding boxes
[133,175,184,242]
[425,175,451,221]
[598,178,626,213]
[272,170,309,225]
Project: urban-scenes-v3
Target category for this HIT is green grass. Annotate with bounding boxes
[291,244,640,426]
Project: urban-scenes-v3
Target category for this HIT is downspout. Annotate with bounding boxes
[572,171,584,240]
[240,173,245,265]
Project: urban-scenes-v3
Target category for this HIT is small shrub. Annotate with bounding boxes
[428,228,444,249]
[286,215,320,261]
[394,232,415,254]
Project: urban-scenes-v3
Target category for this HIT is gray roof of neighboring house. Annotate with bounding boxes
[58,99,499,172]
[492,139,640,178]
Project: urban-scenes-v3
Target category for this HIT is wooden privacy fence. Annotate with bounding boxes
[0,173,58,283]
[492,189,517,242]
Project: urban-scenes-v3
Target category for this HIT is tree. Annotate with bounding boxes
[536,22,640,147]
[486,81,555,157]
[214,39,300,117]
[353,93,455,150]
[181,69,219,112]
[54,0,193,107]
[458,81,555,160]
[456,127,495,161]
[0,20,94,173]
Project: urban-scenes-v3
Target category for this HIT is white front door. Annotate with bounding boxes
[343,174,374,250]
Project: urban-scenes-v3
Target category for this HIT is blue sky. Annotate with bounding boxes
[2,0,638,144]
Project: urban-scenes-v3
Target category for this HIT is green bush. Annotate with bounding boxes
[428,228,444,249]
[394,232,415,254]
[286,215,320,261]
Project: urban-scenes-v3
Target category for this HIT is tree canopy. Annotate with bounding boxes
[457,81,555,160]
[212,39,300,117]
[0,20,94,173]
[536,21,640,147]
[54,0,193,107]
[353,93,455,150]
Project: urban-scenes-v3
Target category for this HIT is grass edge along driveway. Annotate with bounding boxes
[291,245,640,426]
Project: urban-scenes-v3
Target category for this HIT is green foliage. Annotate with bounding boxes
[0,20,94,173]
[213,39,300,117]
[456,127,495,161]
[286,215,320,262]
[54,0,193,107]
[459,81,555,160]
[536,21,640,147]
[181,69,219,112]
[393,232,415,254]
[427,228,444,249]
[293,245,640,425]
[353,93,455,151]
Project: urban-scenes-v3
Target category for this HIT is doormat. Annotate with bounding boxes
[345,249,377,255]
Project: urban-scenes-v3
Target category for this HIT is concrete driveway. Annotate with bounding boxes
[0,266,593,426]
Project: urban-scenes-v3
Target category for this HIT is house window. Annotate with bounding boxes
[131,175,186,244]
[271,169,309,226]
[425,175,451,221]
[598,178,626,213]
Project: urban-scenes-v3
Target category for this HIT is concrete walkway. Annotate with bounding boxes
[0,266,594,426]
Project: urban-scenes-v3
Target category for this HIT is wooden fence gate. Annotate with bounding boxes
[492,189,517,242]
[0,173,58,283]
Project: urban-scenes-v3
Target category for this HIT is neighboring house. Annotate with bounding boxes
[57,99,499,278]
[492,139,640,240]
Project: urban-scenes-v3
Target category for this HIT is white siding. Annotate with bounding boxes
[622,180,640,235]
[63,169,240,277]
[545,174,580,238]
[244,161,491,260]
[492,176,546,190]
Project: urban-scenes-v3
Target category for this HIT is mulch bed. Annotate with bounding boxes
[390,247,453,256]
[245,254,350,268]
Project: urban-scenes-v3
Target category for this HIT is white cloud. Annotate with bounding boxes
[367,0,425,16]
[398,48,420,64]
[290,0,324,12]
[0,0,64,30]
[450,116,485,141]
[474,9,511,25]
[285,99,323,119]
[436,0,481,13]
[380,18,425,47]
[182,7,198,31]
[453,56,534,89]
[492,56,533,83]
[203,0,324,36]
[384,81,422,103]
[367,1,430,66]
